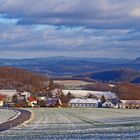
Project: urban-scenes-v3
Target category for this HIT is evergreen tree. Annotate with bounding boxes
[66,92,75,100]
[12,94,18,103]
[100,95,106,104]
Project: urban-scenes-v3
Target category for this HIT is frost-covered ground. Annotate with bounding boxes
[62,89,117,98]
[0,109,18,124]
[1,108,140,140]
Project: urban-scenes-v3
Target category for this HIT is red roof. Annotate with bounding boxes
[28,97,37,102]
[0,95,4,101]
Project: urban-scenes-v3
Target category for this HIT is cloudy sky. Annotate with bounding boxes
[0,0,140,59]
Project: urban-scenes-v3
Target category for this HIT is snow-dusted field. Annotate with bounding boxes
[62,89,117,98]
[54,80,95,87]
[0,109,18,124]
[1,108,140,139]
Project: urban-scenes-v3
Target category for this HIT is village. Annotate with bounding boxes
[0,87,140,109]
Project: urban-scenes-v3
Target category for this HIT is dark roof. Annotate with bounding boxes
[109,98,122,105]
[46,98,60,107]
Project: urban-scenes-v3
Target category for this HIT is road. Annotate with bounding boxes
[0,108,31,132]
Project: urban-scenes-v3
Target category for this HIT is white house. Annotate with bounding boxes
[69,98,101,108]
[102,100,115,108]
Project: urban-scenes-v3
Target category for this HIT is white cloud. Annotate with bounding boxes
[130,8,140,17]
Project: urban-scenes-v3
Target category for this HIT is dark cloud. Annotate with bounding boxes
[0,0,140,29]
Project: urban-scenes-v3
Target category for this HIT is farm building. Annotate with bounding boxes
[69,98,101,108]
[120,100,140,109]
[102,100,116,108]
[0,89,17,97]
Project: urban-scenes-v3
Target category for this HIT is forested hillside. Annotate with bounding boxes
[0,67,49,93]
[112,83,140,100]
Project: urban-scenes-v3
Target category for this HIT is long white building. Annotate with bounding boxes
[69,98,101,108]
[0,89,17,97]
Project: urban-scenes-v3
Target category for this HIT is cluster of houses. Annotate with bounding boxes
[0,89,62,108]
[0,89,140,109]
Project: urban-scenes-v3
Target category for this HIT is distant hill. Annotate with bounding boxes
[0,57,140,82]
[135,57,140,62]
[0,57,140,76]
[74,69,140,83]
[0,67,49,93]
[132,77,140,83]
[112,83,140,100]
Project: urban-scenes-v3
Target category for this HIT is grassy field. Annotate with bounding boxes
[1,108,140,139]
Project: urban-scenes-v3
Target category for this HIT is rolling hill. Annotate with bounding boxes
[74,69,140,83]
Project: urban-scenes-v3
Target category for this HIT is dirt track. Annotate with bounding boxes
[0,109,31,132]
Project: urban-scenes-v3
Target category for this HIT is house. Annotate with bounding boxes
[52,89,62,97]
[69,98,101,108]
[46,97,62,107]
[0,95,4,107]
[102,100,115,108]
[37,93,47,101]
[19,92,31,100]
[27,97,37,107]
[102,98,121,108]
[120,100,140,109]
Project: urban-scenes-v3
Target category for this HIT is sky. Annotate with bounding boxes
[0,0,140,59]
